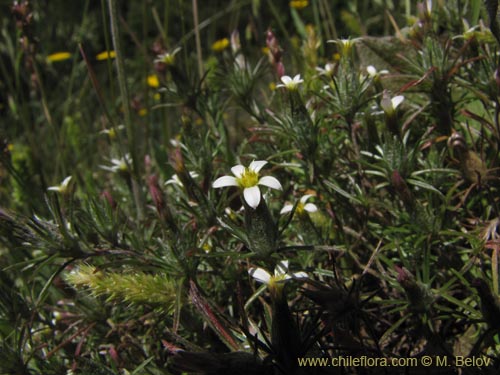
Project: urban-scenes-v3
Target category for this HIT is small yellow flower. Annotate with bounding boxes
[269,82,276,91]
[7,143,14,152]
[147,74,160,88]
[261,46,270,55]
[289,0,309,9]
[46,52,71,63]
[138,108,148,117]
[211,38,230,52]
[153,93,161,101]
[96,50,116,61]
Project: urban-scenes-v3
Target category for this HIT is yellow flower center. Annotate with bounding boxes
[238,169,259,188]
[161,54,175,65]
[295,202,306,215]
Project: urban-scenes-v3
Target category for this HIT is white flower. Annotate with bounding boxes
[165,171,199,187]
[154,47,181,66]
[425,0,432,16]
[213,160,282,209]
[280,194,318,215]
[316,63,335,76]
[100,154,132,173]
[47,176,73,194]
[249,260,308,288]
[380,91,404,115]
[366,65,389,78]
[276,74,303,91]
[328,38,358,57]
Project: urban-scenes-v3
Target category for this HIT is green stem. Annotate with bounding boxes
[192,0,204,80]
[107,0,144,220]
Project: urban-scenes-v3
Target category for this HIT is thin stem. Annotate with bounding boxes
[107,0,144,220]
[192,0,204,80]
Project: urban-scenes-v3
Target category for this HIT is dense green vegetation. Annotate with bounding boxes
[1,0,500,373]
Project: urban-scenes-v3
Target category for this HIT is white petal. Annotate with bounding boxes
[243,186,261,209]
[280,75,292,85]
[249,160,267,173]
[291,271,308,279]
[213,176,239,188]
[280,204,293,214]
[258,176,282,190]
[366,65,377,76]
[275,261,289,276]
[231,165,245,178]
[391,95,404,109]
[300,194,314,203]
[293,74,303,83]
[304,203,318,213]
[47,186,61,192]
[61,176,72,188]
[249,268,271,284]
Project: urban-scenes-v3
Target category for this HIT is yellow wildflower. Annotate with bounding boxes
[211,38,229,52]
[290,0,309,9]
[96,50,116,61]
[147,74,160,88]
[138,108,148,117]
[153,93,161,101]
[46,52,71,63]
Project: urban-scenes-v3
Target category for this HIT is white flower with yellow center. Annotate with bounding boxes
[47,176,73,194]
[380,91,404,116]
[276,74,303,91]
[154,47,181,66]
[316,63,335,76]
[366,65,389,78]
[165,171,199,187]
[213,160,282,209]
[249,260,308,291]
[100,154,132,174]
[280,194,318,215]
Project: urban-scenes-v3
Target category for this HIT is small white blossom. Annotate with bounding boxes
[425,0,432,16]
[154,47,181,66]
[280,194,318,215]
[249,260,308,288]
[276,74,303,91]
[47,176,73,194]
[381,91,404,115]
[165,171,199,187]
[328,38,358,57]
[316,63,335,76]
[366,65,389,78]
[100,154,132,174]
[213,160,282,209]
